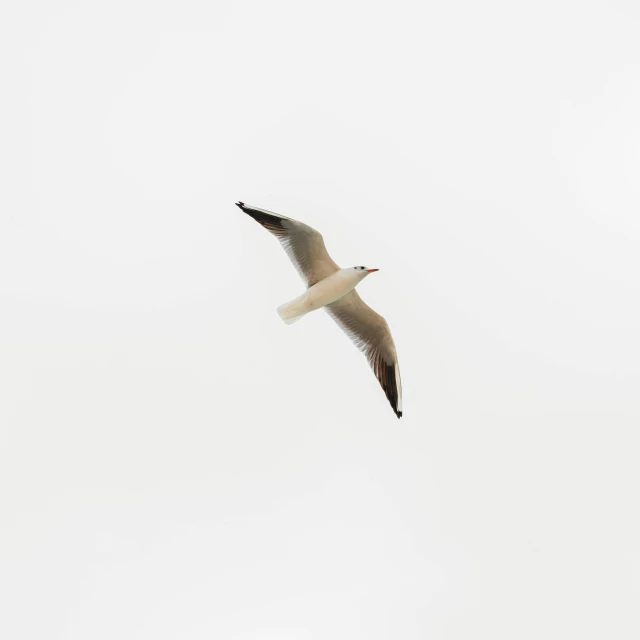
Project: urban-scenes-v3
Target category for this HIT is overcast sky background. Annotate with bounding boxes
[1,1,639,638]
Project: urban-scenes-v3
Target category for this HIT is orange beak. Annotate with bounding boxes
[367,268,379,273]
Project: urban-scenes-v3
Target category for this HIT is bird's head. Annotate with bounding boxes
[350,265,379,276]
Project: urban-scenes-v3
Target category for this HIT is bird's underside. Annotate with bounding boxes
[236,201,402,418]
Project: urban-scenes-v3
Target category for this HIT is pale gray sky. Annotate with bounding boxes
[1,1,639,638]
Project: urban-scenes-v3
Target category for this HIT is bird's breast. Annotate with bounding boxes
[303,272,358,312]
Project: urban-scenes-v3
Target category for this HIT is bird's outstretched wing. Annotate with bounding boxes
[326,290,402,418]
[236,202,339,287]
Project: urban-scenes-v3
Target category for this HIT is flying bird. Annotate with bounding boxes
[236,201,402,418]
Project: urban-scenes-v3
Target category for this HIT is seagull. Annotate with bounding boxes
[236,201,402,419]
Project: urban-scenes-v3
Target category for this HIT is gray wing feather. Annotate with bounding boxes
[236,202,339,287]
[326,290,403,418]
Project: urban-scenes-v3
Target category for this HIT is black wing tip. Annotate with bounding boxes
[236,201,286,234]
[396,410,402,419]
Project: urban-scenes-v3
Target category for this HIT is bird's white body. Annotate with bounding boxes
[277,268,370,324]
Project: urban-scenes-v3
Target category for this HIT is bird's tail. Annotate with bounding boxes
[277,296,308,325]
